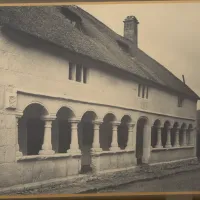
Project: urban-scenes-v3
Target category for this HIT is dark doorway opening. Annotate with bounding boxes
[27,119,44,155]
[58,120,71,153]
[136,118,146,165]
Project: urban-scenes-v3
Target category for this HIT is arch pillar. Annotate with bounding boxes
[16,113,23,158]
[39,116,56,155]
[91,120,103,152]
[188,128,195,146]
[165,126,172,148]
[182,128,187,146]
[155,127,162,148]
[142,122,152,164]
[109,121,120,151]
[174,127,180,147]
[126,123,135,150]
[67,119,81,154]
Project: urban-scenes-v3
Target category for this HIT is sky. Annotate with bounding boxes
[79,2,200,108]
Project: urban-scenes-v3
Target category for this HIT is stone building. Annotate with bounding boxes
[0,6,199,189]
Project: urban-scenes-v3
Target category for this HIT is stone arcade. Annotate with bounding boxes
[0,6,199,189]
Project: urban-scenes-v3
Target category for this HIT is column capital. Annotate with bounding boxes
[41,115,56,121]
[111,121,121,126]
[92,120,103,125]
[127,123,135,128]
[68,118,81,124]
[15,112,23,119]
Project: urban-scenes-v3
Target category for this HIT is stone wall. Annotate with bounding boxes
[150,147,195,163]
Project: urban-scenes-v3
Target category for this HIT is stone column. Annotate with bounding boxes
[188,128,194,146]
[39,117,55,155]
[16,114,23,157]
[155,127,162,148]
[109,122,120,151]
[142,123,152,164]
[91,120,103,152]
[126,123,135,150]
[165,127,172,148]
[174,128,180,147]
[182,128,187,146]
[67,119,81,154]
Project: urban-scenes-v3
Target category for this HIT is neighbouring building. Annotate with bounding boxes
[0,6,199,189]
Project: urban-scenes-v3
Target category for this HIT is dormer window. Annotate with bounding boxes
[69,62,88,84]
[178,96,184,107]
[60,7,82,31]
[138,84,149,99]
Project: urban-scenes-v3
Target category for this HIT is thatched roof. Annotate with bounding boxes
[0,5,199,100]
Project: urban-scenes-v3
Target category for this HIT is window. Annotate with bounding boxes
[178,96,184,107]
[68,62,73,80]
[142,85,145,98]
[138,84,149,99]
[83,67,87,84]
[138,84,141,97]
[76,64,82,82]
[68,62,88,84]
[146,86,149,99]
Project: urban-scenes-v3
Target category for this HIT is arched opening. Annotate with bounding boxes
[151,119,161,148]
[135,117,148,165]
[53,107,75,153]
[100,113,117,151]
[18,103,48,156]
[179,123,186,146]
[118,115,131,150]
[171,122,179,147]
[162,121,171,147]
[79,111,97,173]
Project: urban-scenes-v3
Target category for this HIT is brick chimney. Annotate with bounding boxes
[123,16,139,46]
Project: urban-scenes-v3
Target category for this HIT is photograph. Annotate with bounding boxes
[0,2,200,196]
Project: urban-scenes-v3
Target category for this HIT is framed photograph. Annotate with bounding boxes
[0,1,200,199]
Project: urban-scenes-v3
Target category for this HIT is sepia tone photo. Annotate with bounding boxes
[0,2,200,195]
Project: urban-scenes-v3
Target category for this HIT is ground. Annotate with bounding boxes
[99,170,200,193]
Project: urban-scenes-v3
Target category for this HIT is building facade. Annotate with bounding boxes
[0,6,199,189]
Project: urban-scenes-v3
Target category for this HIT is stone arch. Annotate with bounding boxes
[103,112,117,122]
[52,107,76,153]
[135,116,149,165]
[55,106,76,119]
[81,110,98,122]
[22,101,49,116]
[118,115,132,150]
[100,112,118,151]
[79,110,98,173]
[19,103,49,156]
[151,119,162,148]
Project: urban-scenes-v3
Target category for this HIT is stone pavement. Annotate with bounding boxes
[1,158,200,195]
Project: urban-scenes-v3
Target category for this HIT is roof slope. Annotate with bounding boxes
[0,6,199,100]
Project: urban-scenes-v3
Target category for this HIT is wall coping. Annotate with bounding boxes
[16,153,81,162]
[151,146,194,152]
[91,149,135,156]
[17,89,196,122]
